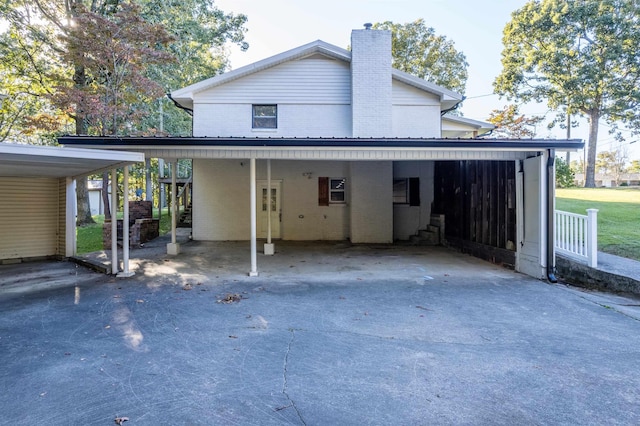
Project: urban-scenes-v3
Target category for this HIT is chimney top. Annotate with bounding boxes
[363,23,372,30]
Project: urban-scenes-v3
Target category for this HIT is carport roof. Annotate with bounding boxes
[0,143,144,179]
[59,136,584,150]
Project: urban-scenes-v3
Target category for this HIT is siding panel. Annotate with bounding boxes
[196,58,351,104]
[0,177,61,260]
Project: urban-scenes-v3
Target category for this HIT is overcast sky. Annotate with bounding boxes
[215,0,639,160]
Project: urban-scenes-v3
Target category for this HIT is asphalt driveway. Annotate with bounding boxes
[1,241,640,425]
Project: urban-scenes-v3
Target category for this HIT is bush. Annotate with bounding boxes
[555,157,575,188]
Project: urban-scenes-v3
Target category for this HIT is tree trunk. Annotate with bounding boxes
[75,178,94,226]
[102,171,111,220]
[584,111,600,188]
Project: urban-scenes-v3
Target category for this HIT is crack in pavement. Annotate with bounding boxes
[282,329,306,425]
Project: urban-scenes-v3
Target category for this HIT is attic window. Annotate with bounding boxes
[252,104,277,129]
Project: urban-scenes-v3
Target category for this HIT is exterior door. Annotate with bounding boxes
[257,180,281,238]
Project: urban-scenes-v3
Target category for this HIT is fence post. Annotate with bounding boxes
[586,209,599,268]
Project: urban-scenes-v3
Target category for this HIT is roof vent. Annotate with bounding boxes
[364,23,372,30]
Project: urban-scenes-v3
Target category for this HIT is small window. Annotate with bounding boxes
[252,104,277,129]
[319,177,347,206]
[393,178,420,206]
[330,178,346,203]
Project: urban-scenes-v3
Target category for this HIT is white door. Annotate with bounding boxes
[257,180,281,239]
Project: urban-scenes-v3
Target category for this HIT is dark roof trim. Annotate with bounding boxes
[58,136,584,150]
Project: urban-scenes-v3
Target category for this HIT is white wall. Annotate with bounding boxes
[349,161,393,243]
[193,104,351,138]
[517,155,547,279]
[193,159,350,241]
[393,161,435,240]
[193,57,352,138]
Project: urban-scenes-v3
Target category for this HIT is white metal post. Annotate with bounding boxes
[65,177,77,257]
[587,208,599,268]
[264,159,275,255]
[111,168,118,274]
[250,158,258,276]
[167,160,181,255]
[118,166,134,277]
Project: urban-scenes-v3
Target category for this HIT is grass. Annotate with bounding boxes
[556,187,640,261]
[76,207,180,254]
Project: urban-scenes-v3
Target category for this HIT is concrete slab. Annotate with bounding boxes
[2,240,640,425]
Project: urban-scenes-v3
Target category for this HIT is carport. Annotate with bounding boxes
[0,143,144,275]
[59,136,583,280]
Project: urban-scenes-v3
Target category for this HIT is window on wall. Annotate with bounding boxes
[319,177,347,206]
[252,104,277,129]
[393,178,420,206]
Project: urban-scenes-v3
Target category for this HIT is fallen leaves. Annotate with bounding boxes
[217,293,245,304]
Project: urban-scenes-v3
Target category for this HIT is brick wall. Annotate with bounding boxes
[350,28,392,137]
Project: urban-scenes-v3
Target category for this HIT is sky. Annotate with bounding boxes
[214,0,640,161]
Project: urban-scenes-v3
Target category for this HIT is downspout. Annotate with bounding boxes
[166,92,193,116]
[547,149,557,283]
[440,96,466,116]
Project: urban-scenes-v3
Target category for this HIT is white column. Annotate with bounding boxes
[111,168,118,274]
[264,159,275,255]
[249,158,258,276]
[117,166,134,277]
[65,177,77,257]
[167,160,181,255]
[587,208,599,268]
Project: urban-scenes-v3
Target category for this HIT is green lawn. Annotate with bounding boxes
[556,187,640,261]
[76,208,179,254]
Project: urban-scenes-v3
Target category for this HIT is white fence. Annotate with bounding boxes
[554,209,598,267]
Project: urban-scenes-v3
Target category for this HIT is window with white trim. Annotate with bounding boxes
[318,177,347,205]
[252,104,277,129]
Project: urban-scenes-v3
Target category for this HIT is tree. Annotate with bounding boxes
[487,104,544,138]
[596,149,627,185]
[53,2,175,136]
[555,156,575,188]
[494,0,640,188]
[372,19,468,95]
[628,160,640,174]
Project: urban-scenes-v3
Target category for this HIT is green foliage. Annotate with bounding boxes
[556,188,640,261]
[628,160,640,174]
[555,156,575,188]
[372,19,468,94]
[487,104,544,138]
[494,0,640,188]
[596,150,627,184]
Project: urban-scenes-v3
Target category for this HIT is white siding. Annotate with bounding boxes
[195,58,351,104]
[392,105,441,137]
[0,177,61,261]
[392,80,440,106]
[194,104,352,138]
[393,161,435,240]
[193,159,350,241]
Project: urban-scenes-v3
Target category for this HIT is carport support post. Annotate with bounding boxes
[111,168,118,274]
[249,158,258,276]
[65,177,76,257]
[167,160,181,255]
[117,166,134,278]
[264,159,275,255]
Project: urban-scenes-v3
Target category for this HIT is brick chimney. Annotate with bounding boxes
[350,24,392,138]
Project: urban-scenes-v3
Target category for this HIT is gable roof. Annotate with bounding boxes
[442,114,495,137]
[170,39,463,111]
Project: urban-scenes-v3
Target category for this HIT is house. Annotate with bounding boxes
[0,143,143,269]
[60,26,583,280]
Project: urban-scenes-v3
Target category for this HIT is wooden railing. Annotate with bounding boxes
[554,209,598,267]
